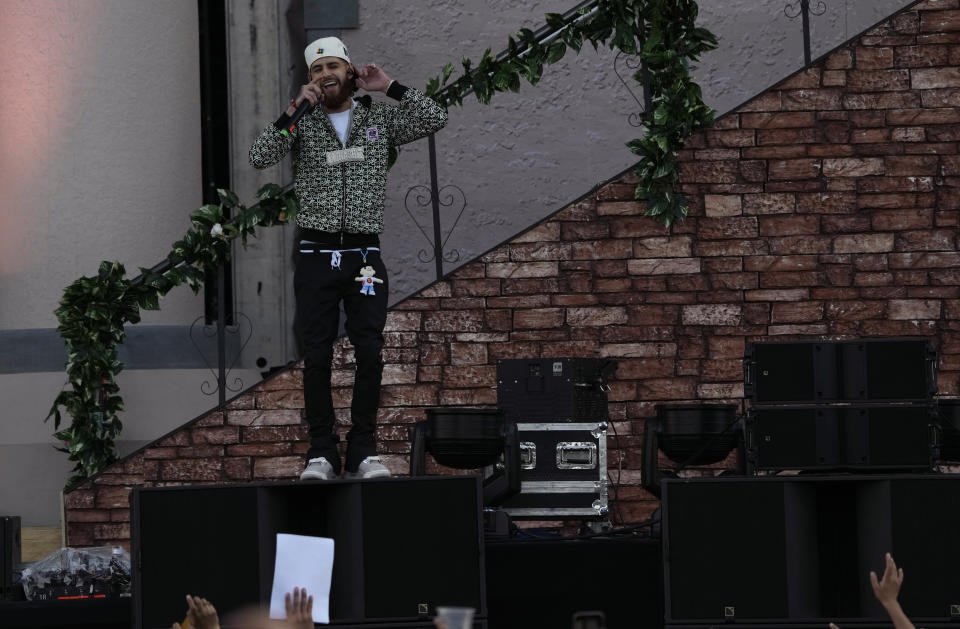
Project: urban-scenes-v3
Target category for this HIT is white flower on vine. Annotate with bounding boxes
[210,223,225,238]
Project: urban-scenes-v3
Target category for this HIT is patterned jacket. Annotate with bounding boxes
[249,83,447,234]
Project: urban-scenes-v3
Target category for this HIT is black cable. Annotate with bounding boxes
[485,516,661,544]
[576,516,661,540]
[510,527,564,541]
[606,419,625,526]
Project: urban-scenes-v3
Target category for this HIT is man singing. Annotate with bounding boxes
[249,37,448,480]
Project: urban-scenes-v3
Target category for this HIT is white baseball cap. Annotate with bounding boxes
[305,37,350,69]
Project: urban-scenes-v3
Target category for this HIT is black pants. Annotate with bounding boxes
[294,232,387,474]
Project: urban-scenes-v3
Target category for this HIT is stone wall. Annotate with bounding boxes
[65,0,960,547]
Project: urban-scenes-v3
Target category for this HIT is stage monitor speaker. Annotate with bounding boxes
[662,476,960,627]
[747,405,934,471]
[0,516,21,601]
[132,478,484,629]
[485,538,661,629]
[134,486,262,628]
[663,481,801,622]
[884,478,960,620]
[745,340,935,404]
[938,398,960,461]
[359,481,484,619]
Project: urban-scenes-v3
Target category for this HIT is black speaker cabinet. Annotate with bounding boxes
[747,405,936,471]
[938,398,960,461]
[745,340,936,404]
[496,358,613,423]
[662,476,960,628]
[0,516,21,601]
[131,477,485,629]
[485,538,662,629]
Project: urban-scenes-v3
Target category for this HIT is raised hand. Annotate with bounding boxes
[355,64,392,93]
[870,552,904,608]
[284,586,314,629]
[185,594,221,629]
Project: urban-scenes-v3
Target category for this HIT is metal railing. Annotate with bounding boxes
[408,0,601,281]
[128,183,294,408]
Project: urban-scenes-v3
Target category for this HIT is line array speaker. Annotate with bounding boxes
[744,340,936,405]
[663,476,960,627]
[747,405,936,471]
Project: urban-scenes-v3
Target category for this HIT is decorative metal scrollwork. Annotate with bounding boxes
[189,312,253,396]
[614,51,647,127]
[784,0,827,19]
[784,0,828,64]
[403,184,467,264]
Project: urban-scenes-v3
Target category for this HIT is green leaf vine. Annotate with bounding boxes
[47,184,296,488]
[424,0,718,226]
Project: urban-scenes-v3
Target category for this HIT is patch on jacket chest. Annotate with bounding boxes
[326,147,364,165]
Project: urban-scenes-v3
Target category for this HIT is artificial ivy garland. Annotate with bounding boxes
[47,185,295,488]
[48,0,716,487]
[425,0,717,226]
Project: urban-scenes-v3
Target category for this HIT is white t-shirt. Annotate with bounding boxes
[327,104,353,146]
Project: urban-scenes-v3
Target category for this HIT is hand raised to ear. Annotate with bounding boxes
[356,64,392,93]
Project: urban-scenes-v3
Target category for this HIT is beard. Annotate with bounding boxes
[321,80,351,109]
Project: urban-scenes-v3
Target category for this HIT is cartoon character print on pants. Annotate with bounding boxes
[355,265,384,295]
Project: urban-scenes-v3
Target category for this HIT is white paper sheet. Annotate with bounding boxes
[269,533,334,624]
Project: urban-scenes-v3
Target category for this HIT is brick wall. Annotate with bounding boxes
[65,0,960,547]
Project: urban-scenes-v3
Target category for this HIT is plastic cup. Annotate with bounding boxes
[435,606,475,629]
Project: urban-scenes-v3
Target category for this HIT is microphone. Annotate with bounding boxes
[280,98,315,137]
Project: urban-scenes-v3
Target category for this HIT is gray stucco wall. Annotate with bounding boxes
[0,0,205,330]
[342,0,914,304]
[0,0,218,525]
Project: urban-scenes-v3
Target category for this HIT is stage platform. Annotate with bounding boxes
[10,473,960,628]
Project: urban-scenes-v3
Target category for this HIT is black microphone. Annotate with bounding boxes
[280,99,315,137]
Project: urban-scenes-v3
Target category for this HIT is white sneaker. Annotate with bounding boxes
[343,456,391,479]
[300,457,336,481]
